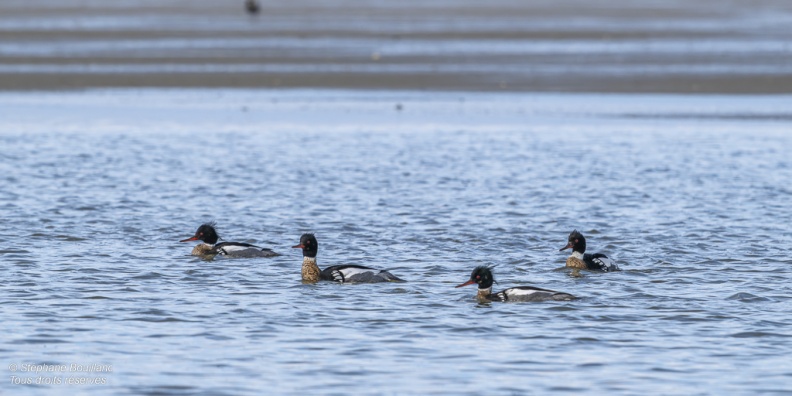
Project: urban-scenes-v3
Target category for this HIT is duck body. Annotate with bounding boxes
[181,223,279,258]
[295,234,404,284]
[486,286,576,302]
[560,230,619,272]
[457,266,576,303]
[213,242,278,258]
[190,243,215,256]
[320,264,403,283]
[565,251,616,271]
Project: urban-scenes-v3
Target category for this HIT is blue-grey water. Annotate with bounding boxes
[2,90,792,395]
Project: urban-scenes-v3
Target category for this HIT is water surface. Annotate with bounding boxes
[1,90,792,395]
[1,0,791,92]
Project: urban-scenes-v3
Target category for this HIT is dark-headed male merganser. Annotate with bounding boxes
[559,230,619,271]
[456,266,575,302]
[292,233,404,283]
[180,223,279,258]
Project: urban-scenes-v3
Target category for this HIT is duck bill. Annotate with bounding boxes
[291,244,304,249]
[559,241,574,251]
[455,280,476,288]
[180,236,199,242]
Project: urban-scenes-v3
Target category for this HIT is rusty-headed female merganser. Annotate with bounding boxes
[180,223,279,258]
[292,233,404,283]
[456,266,576,302]
[559,230,619,271]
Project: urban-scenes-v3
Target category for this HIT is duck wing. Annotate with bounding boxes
[321,265,404,283]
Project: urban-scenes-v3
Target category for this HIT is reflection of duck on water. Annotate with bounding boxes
[245,0,260,15]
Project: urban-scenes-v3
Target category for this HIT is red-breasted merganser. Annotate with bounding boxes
[292,233,404,283]
[180,223,279,258]
[456,266,576,302]
[559,230,619,272]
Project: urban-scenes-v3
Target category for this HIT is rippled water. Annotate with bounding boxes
[2,90,791,395]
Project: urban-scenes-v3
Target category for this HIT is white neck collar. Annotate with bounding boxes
[571,251,584,259]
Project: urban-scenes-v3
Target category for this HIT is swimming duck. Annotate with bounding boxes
[292,233,404,283]
[456,266,575,302]
[559,230,619,271]
[180,223,279,258]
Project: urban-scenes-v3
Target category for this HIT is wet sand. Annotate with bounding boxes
[1,0,791,93]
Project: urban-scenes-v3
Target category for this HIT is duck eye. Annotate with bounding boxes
[476,275,480,279]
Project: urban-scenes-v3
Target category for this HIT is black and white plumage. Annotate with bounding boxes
[213,241,278,258]
[455,266,576,302]
[180,223,279,258]
[321,264,404,283]
[559,230,619,272]
[292,233,404,283]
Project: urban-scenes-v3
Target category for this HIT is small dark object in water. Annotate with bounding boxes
[245,0,260,14]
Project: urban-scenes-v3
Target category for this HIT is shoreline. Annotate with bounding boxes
[1,0,791,93]
[3,73,792,94]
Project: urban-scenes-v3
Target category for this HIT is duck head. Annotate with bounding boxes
[560,229,586,254]
[455,266,495,290]
[180,223,220,245]
[292,233,318,258]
